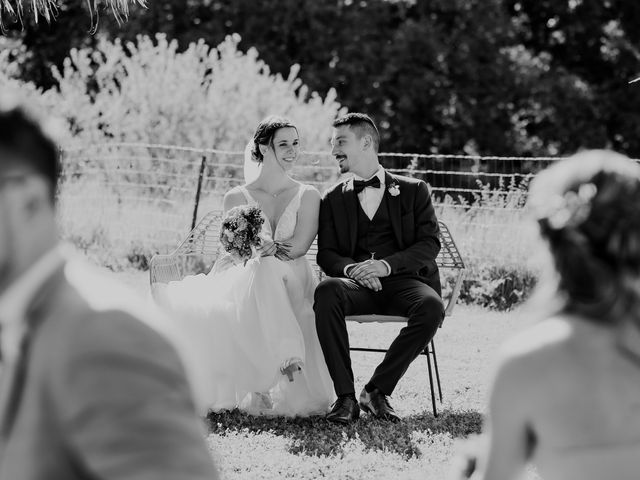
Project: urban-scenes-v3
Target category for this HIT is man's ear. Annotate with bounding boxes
[362,134,373,151]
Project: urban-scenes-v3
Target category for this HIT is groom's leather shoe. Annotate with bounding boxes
[326,395,360,424]
[359,388,400,422]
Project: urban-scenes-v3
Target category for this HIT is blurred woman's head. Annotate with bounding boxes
[250,115,299,172]
[529,150,640,324]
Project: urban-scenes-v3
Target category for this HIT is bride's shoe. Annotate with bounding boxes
[251,392,273,412]
[280,357,304,382]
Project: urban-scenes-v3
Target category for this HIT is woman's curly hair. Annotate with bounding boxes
[529,150,640,325]
[249,115,297,163]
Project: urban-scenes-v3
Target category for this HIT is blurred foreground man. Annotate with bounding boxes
[0,98,218,479]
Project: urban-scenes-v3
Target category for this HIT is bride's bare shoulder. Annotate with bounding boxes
[491,315,598,388]
[299,182,321,200]
[488,317,579,403]
[500,316,576,361]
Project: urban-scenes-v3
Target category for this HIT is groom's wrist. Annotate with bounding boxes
[344,263,357,277]
[380,259,391,276]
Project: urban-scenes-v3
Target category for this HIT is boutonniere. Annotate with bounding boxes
[387,182,400,197]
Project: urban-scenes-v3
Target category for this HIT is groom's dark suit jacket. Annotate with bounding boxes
[317,170,442,296]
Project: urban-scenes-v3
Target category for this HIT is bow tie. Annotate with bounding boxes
[353,176,381,194]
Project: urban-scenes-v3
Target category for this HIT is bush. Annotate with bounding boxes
[432,176,539,310]
[0,34,346,269]
[444,263,537,311]
[1,33,344,190]
[47,33,344,151]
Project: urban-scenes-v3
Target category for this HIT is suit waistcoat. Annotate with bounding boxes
[353,193,399,262]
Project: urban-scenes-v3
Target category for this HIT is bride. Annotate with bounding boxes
[154,116,334,417]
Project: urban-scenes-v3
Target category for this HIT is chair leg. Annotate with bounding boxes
[430,339,443,403]
[425,348,438,417]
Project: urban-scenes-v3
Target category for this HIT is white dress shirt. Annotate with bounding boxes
[354,166,387,220]
[344,166,392,277]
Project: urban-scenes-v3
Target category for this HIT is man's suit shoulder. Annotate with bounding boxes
[44,260,181,365]
[29,260,190,414]
[321,180,347,199]
[389,172,426,187]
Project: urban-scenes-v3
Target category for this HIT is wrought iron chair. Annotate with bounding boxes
[149,212,466,416]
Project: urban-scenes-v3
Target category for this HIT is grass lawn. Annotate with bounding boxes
[115,269,540,480]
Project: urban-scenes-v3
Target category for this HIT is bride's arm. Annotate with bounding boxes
[281,187,321,260]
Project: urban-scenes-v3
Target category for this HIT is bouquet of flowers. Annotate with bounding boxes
[219,204,292,265]
[220,205,265,265]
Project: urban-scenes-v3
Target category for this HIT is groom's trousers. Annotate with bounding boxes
[314,275,444,397]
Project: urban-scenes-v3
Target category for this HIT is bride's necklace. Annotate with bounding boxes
[259,184,295,198]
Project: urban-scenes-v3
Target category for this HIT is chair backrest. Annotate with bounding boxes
[149,211,223,285]
[435,221,465,270]
[174,210,224,257]
[150,211,466,315]
[434,221,466,317]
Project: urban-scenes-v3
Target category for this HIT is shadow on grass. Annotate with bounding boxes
[206,409,483,459]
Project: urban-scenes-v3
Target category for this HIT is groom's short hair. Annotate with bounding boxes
[333,113,380,152]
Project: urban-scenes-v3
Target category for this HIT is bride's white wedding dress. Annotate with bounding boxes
[154,184,334,417]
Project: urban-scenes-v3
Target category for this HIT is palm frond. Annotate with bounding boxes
[0,0,146,30]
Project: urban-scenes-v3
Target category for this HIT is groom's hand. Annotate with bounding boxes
[347,260,387,292]
[356,277,382,292]
[348,260,389,281]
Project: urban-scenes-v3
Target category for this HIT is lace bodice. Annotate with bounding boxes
[239,184,310,242]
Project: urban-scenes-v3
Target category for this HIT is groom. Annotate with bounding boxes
[314,113,443,423]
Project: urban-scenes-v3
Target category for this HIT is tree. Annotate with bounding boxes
[97,0,528,155]
[505,0,640,156]
[0,33,343,153]
[6,0,640,157]
[0,0,144,30]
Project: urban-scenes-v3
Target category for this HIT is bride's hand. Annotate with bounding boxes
[274,242,292,261]
[257,237,278,257]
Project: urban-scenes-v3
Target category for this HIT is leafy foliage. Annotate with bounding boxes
[453,264,537,310]
[4,35,345,273]
[7,0,638,157]
[0,0,144,30]
[505,0,640,155]
[43,33,343,150]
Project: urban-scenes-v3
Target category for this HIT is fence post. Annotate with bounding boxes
[191,155,208,230]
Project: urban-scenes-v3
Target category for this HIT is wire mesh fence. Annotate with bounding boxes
[57,143,560,272]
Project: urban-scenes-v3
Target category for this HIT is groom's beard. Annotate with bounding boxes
[336,156,349,174]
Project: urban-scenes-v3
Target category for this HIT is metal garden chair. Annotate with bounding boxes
[149,211,466,416]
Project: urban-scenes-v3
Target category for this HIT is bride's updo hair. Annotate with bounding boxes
[250,115,297,163]
[529,150,640,325]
